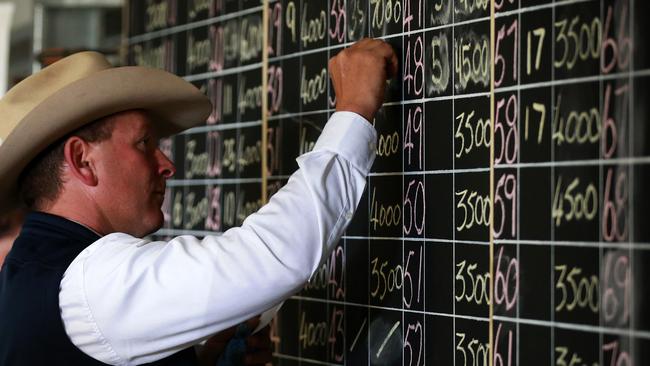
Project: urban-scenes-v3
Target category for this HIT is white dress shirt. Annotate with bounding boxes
[59,112,377,365]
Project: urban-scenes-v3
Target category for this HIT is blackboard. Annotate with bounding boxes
[126,0,650,364]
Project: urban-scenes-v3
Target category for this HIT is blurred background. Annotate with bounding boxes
[0,0,123,267]
[0,0,123,94]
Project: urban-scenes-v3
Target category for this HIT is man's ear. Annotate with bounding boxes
[63,136,99,186]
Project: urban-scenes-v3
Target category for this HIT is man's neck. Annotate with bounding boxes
[44,194,110,237]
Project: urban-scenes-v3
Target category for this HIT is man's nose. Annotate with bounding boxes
[156,148,176,178]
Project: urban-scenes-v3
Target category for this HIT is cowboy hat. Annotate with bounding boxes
[0,51,211,211]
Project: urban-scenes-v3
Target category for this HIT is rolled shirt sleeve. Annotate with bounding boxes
[59,112,377,365]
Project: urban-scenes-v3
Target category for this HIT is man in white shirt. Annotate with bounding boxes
[0,38,397,365]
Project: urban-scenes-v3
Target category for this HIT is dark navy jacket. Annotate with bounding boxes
[0,212,197,365]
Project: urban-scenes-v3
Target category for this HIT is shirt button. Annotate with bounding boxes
[345,212,353,220]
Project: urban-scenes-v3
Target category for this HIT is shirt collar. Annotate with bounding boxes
[21,211,102,244]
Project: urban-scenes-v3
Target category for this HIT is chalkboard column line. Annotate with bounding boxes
[489,0,497,366]
[421,101,427,361]
[550,2,557,364]
[365,69,370,366]
[598,1,604,364]
[299,1,304,362]
[367,0,373,363]
[516,2,522,366]
[401,36,404,366]
[629,0,636,358]
[451,4,457,366]
[401,7,405,366]
[261,0,269,204]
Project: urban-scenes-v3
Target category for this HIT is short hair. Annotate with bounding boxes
[19,116,116,210]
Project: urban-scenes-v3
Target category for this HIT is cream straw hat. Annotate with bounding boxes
[0,51,211,211]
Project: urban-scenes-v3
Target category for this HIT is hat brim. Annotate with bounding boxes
[0,66,211,211]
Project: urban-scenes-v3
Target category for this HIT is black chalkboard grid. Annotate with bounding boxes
[126,0,650,364]
[128,0,265,240]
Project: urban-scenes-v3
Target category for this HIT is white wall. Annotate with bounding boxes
[0,0,32,31]
[0,3,14,94]
[0,0,123,86]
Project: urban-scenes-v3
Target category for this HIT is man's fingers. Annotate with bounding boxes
[328,37,396,120]
[372,42,398,79]
[377,45,399,80]
[350,39,398,80]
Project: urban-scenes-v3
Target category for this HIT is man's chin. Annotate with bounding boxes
[133,212,165,238]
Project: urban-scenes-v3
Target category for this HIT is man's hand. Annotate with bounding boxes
[197,317,273,366]
[329,38,398,121]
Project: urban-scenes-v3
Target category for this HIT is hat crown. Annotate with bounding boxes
[0,52,111,144]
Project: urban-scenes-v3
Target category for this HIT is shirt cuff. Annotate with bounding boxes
[311,111,377,174]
